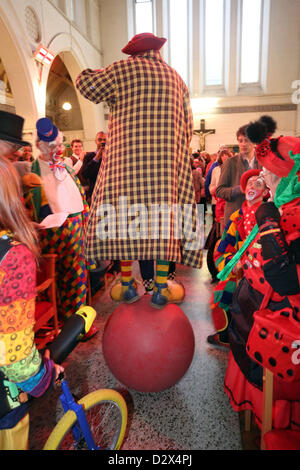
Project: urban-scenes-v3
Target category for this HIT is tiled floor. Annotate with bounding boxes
[29,221,242,450]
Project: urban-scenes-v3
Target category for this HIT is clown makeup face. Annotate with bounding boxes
[261,167,281,200]
[245,175,268,205]
[37,131,64,162]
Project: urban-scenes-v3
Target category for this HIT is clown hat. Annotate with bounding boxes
[246,115,299,177]
[240,169,261,192]
[36,117,58,142]
[240,169,270,201]
[0,111,30,147]
[122,33,167,55]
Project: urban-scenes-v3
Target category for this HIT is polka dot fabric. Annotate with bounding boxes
[246,306,300,382]
[280,198,300,245]
[246,198,300,382]
[0,243,36,366]
[0,245,36,304]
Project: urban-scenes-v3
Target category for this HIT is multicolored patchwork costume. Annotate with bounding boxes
[211,201,262,343]
[24,159,90,320]
[0,231,54,431]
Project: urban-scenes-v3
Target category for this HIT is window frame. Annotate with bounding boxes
[237,0,265,94]
[128,0,270,97]
[133,0,155,35]
[204,0,225,90]
[199,0,228,96]
[167,0,191,87]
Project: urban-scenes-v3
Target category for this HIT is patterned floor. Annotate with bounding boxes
[28,218,242,450]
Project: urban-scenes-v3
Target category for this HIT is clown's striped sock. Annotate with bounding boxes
[155,260,170,285]
[120,260,133,284]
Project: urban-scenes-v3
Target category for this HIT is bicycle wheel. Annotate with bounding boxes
[43,389,127,450]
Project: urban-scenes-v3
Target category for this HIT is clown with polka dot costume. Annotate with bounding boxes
[223,115,300,432]
[208,169,269,348]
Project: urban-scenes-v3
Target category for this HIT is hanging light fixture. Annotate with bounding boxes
[62,102,72,111]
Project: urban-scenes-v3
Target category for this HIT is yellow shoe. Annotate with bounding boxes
[167,280,185,304]
[150,282,173,309]
[110,279,139,303]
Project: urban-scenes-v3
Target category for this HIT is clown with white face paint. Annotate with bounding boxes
[239,169,269,236]
[222,115,300,435]
[23,118,99,341]
[245,174,267,203]
[208,169,269,348]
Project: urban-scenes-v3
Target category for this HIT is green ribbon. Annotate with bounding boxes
[217,152,300,281]
[217,224,258,281]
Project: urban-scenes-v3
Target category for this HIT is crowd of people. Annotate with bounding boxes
[0,32,299,451]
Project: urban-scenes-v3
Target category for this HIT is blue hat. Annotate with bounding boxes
[36,117,58,142]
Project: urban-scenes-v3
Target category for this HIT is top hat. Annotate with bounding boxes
[36,117,58,142]
[246,115,299,177]
[122,33,167,55]
[0,110,30,147]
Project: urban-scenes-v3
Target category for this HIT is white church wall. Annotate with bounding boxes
[0,0,105,150]
[99,0,130,67]
[191,109,297,154]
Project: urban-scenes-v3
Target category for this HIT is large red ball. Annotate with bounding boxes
[102,296,195,392]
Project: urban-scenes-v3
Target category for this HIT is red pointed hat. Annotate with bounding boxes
[122,33,167,55]
[246,115,299,177]
[240,169,261,192]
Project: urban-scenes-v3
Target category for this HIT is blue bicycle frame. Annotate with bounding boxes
[59,378,101,450]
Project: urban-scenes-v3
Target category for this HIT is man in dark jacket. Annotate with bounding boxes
[78,131,106,204]
[216,124,258,225]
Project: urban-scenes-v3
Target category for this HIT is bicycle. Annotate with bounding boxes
[42,306,128,450]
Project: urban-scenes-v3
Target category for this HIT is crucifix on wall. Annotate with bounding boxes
[193,119,215,151]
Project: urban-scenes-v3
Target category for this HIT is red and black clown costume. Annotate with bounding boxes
[224,116,300,431]
[211,170,266,345]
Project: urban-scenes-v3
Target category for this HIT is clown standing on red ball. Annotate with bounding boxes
[76,33,202,309]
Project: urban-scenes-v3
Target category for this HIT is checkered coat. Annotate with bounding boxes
[76,50,202,268]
